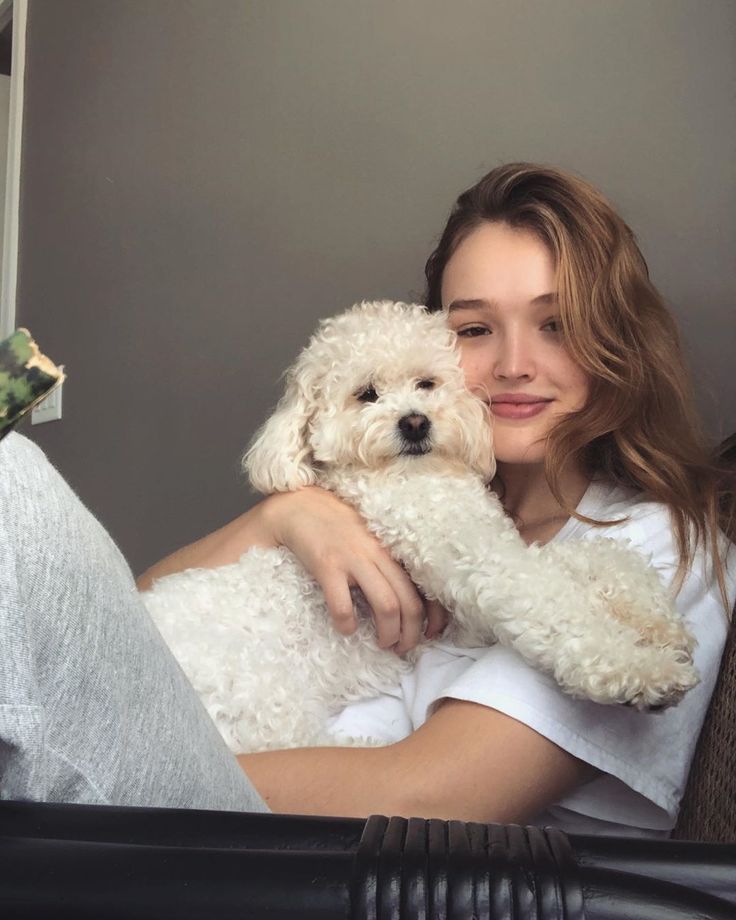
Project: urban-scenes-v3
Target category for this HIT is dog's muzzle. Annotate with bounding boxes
[398,413,431,455]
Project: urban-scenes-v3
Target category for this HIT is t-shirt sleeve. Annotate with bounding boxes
[418,505,733,832]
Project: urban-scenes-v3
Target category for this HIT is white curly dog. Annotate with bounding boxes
[143,300,698,754]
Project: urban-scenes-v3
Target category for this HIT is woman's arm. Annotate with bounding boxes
[135,503,276,592]
[238,699,598,822]
[137,487,447,652]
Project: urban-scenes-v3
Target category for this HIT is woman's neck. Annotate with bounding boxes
[494,460,590,544]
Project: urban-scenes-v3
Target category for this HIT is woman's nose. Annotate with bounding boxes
[493,332,535,380]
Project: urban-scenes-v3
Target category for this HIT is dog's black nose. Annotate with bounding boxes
[398,413,431,442]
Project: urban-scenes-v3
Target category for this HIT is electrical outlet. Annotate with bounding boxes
[31,366,65,425]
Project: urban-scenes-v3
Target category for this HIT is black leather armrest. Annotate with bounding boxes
[1,800,734,919]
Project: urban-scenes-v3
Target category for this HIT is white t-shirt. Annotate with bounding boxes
[327,478,736,837]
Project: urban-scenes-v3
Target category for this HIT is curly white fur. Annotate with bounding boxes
[144,300,698,754]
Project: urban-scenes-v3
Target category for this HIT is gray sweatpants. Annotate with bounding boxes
[0,432,268,812]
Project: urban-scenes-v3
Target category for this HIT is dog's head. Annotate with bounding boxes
[244,300,495,492]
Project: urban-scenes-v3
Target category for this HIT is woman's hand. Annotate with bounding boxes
[261,486,448,654]
[137,486,447,653]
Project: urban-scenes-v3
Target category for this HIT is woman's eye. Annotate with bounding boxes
[416,378,435,390]
[542,318,562,333]
[457,325,489,338]
[356,385,379,403]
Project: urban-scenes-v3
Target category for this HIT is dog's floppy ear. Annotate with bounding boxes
[243,363,319,494]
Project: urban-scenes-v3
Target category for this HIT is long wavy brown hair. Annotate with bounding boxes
[424,162,734,613]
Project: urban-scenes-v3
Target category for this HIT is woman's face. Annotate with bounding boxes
[441,221,589,466]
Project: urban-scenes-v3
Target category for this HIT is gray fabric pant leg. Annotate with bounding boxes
[0,432,269,813]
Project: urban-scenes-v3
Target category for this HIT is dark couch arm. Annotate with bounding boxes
[1,800,734,919]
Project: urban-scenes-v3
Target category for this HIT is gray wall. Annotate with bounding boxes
[16,0,736,575]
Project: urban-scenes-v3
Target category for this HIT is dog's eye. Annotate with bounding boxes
[416,379,435,390]
[356,385,379,403]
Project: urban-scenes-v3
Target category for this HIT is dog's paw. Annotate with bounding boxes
[621,651,700,711]
[559,640,699,710]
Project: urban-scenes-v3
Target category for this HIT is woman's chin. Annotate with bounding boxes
[492,439,548,467]
[495,456,546,471]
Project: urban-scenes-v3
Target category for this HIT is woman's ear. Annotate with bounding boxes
[243,364,319,494]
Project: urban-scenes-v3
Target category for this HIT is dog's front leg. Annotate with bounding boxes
[344,471,518,615]
[348,471,698,708]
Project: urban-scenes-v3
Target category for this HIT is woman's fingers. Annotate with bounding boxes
[320,573,361,637]
[321,557,428,652]
[349,557,404,649]
[320,562,401,648]
[267,485,436,654]
[374,557,427,653]
[424,598,450,640]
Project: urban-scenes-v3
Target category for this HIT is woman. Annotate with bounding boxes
[140,163,735,836]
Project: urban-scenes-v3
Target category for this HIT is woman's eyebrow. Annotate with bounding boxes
[447,298,492,313]
[447,294,558,313]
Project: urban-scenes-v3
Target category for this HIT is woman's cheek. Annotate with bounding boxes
[458,348,490,394]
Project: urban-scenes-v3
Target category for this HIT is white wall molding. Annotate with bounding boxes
[0,0,26,338]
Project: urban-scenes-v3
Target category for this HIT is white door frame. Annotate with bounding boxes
[0,0,26,339]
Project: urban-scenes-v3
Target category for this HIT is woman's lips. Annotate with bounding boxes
[491,399,552,419]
